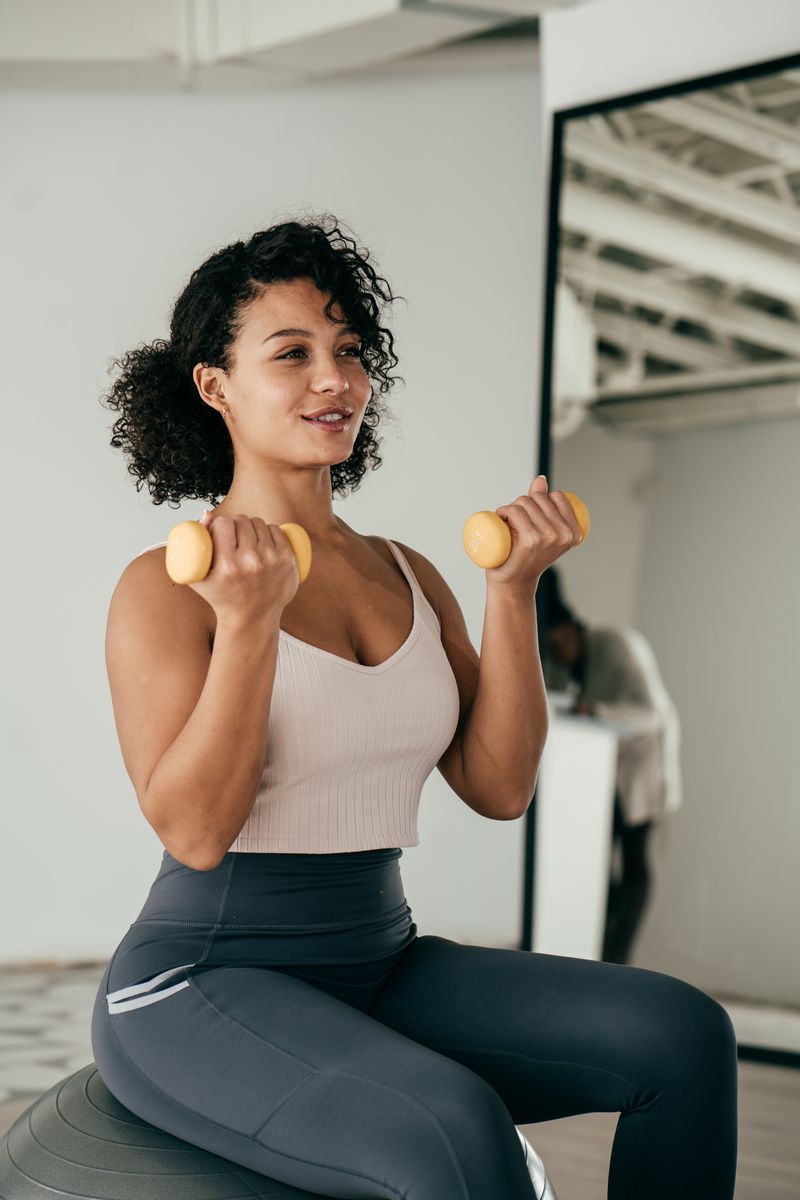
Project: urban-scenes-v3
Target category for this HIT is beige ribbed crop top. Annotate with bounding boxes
[134,514,461,852]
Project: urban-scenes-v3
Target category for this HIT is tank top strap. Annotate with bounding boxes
[380,538,417,593]
[135,509,210,560]
[380,538,441,629]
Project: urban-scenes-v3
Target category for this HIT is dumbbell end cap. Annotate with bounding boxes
[165,520,213,584]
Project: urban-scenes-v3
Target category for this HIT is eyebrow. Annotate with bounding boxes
[263,326,360,343]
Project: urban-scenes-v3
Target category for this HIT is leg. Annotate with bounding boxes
[368,935,738,1200]
[603,795,653,965]
[91,957,538,1200]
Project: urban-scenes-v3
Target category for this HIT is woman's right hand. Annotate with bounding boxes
[185,511,300,626]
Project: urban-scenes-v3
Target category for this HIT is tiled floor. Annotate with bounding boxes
[0,962,104,1128]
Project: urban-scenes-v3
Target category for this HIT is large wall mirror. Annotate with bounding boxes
[536,50,800,1062]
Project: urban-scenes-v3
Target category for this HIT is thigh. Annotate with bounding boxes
[368,934,733,1124]
[91,957,533,1200]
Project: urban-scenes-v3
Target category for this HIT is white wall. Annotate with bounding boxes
[1,46,544,963]
[540,0,800,1004]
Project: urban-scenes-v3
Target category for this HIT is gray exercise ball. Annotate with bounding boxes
[0,1062,557,1198]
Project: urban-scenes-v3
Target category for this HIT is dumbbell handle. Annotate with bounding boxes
[463,491,589,568]
[165,519,312,585]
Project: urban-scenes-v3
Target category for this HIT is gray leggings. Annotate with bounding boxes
[91,848,738,1199]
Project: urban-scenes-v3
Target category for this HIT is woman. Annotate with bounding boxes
[91,214,738,1199]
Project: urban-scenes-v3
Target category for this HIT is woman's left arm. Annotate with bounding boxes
[398,476,584,820]
[458,583,549,818]
[458,476,585,815]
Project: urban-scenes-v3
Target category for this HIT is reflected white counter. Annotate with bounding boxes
[532,694,626,959]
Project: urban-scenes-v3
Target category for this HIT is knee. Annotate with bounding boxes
[680,982,738,1074]
[627,971,738,1087]
[666,976,736,1050]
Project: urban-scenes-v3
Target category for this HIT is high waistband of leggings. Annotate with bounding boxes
[131,847,409,928]
[104,847,417,1011]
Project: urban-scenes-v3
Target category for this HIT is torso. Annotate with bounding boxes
[174,531,436,670]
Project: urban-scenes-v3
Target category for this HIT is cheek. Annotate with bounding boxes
[249,370,301,405]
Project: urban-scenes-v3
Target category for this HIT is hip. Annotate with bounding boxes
[103,847,417,1000]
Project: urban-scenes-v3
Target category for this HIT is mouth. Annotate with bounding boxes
[302,407,353,432]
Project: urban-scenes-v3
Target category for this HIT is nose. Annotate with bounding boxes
[312,369,350,396]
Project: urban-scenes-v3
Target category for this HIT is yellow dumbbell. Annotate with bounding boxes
[463,491,590,569]
[165,519,312,585]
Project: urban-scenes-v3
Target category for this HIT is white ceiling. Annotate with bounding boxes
[0,0,566,90]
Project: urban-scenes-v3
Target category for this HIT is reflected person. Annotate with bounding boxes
[537,566,682,965]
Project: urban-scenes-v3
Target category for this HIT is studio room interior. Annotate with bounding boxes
[2,2,799,1197]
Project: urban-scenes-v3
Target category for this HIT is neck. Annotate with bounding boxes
[210,475,348,544]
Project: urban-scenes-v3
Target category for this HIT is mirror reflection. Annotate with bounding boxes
[537,63,800,1046]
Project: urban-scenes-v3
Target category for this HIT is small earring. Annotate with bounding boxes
[221,405,228,421]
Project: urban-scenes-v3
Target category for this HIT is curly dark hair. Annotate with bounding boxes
[100,212,406,507]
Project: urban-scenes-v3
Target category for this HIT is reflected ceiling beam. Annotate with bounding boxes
[594,358,800,399]
[591,375,800,434]
[566,126,800,246]
[638,94,800,170]
[748,83,800,109]
[560,248,800,357]
[592,311,742,371]
[561,182,800,307]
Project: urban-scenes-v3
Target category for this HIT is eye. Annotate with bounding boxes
[278,345,362,360]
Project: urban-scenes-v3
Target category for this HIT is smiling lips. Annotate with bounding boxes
[303,405,353,420]
[302,410,351,432]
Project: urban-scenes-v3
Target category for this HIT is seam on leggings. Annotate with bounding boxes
[428,1043,640,1093]
[103,1017,404,1200]
[129,901,410,931]
[250,1075,319,1139]
[185,972,320,1073]
[193,854,238,968]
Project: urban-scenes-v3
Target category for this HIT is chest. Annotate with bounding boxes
[211,537,421,670]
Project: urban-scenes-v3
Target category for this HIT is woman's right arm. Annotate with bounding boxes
[105,515,298,871]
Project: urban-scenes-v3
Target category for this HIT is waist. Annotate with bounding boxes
[132,847,408,929]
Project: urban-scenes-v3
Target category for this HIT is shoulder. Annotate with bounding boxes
[592,624,651,679]
[591,624,627,648]
[108,546,213,644]
[114,544,170,595]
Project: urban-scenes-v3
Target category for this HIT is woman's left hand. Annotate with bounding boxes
[486,475,583,597]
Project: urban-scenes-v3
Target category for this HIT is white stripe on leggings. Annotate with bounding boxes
[106,962,196,1014]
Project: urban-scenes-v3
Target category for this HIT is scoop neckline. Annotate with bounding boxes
[278,538,422,674]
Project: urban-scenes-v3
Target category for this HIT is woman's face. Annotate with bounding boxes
[208,276,372,464]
